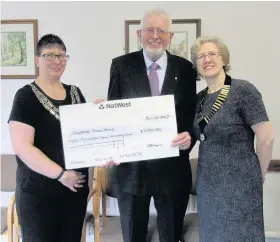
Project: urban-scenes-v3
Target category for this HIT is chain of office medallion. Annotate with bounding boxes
[29,84,81,121]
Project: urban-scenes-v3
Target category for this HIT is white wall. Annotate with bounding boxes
[263,172,280,238]
[1,1,280,159]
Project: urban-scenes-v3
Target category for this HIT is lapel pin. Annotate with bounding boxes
[175,77,177,80]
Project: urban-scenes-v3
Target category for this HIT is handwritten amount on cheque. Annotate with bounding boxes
[67,115,172,165]
[68,115,170,146]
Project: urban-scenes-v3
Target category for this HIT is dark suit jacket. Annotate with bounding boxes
[107,49,197,197]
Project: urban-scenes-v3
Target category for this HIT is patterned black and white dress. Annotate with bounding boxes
[193,77,268,242]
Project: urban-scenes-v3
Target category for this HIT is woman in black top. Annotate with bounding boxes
[8,34,89,242]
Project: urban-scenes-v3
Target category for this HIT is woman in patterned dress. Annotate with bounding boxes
[191,36,274,242]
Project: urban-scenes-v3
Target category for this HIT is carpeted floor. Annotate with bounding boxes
[85,216,123,242]
[1,215,278,242]
[85,215,159,242]
[84,215,280,242]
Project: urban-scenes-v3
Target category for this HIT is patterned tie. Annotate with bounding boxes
[148,62,160,96]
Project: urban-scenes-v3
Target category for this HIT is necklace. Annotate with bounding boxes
[197,75,232,141]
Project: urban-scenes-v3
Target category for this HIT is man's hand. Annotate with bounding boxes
[171,132,191,150]
[100,160,121,168]
[59,170,86,192]
[94,99,105,104]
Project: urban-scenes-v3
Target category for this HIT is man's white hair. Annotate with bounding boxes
[139,8,172,31]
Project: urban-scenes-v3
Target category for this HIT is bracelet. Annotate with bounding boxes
[56,169,65,180]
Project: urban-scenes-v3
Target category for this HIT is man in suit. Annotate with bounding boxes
[107,8,197,242]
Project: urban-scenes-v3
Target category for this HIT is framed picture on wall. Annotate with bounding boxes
[124,19,201,61]
[1,19,38,79]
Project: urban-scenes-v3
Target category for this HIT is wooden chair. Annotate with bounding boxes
[0,154,18,242]
[80,167,100,242]
[7,193,20,242]
[85,166,122,242]
[93,166,118,228]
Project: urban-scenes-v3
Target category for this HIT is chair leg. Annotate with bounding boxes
[94,217,100,242]
[93,186,101,242]
[7,193,15,242]
[100,167,107,229]
[14,207,19,242]
[80,221,86,242]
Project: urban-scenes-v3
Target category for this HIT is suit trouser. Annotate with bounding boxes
[117,190,190,242]
[16,178,88,242]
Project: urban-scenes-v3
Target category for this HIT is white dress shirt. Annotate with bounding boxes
[143,51,168,93]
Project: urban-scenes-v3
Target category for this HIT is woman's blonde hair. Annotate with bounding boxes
[190,36,231,72]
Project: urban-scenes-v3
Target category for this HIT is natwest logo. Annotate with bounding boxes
[99,101,132,109]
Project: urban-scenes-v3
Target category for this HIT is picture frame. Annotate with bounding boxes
[124,19,201,61]
[1,19,38,79]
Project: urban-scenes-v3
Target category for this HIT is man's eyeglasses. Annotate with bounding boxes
[196,51,221,63]
[40,54,69,61]
[141,28,170,38]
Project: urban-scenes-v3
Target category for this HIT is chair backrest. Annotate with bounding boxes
[189,158,198,195]
[1,154,17,192]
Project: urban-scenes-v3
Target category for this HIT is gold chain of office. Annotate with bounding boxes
[197,84,231,124]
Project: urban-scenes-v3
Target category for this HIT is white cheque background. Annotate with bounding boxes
[59,95,179,169]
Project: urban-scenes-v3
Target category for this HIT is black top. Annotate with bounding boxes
[8,82,88,177]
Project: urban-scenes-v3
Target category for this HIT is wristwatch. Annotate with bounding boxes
[56,169,65,180]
